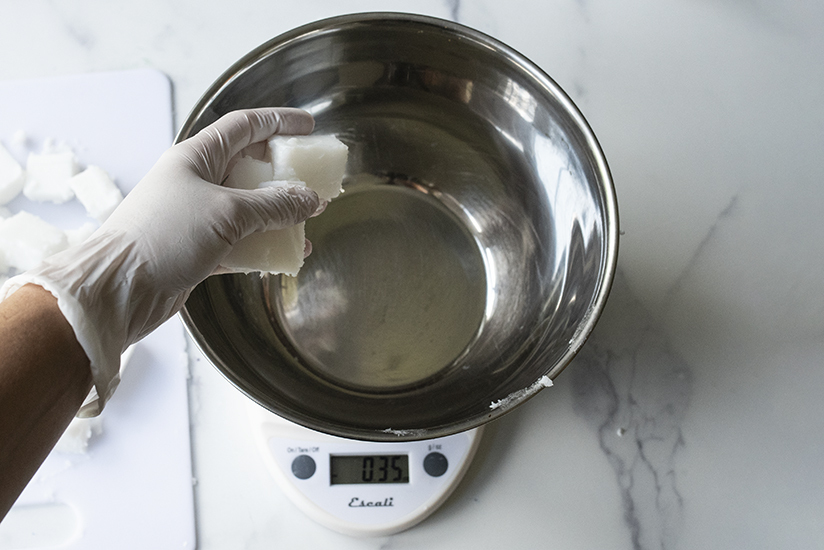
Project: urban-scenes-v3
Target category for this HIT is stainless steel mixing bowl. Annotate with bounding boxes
[177,13,619,441]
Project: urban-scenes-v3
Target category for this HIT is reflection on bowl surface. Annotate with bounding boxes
[179,13,618,441]
[273,182,487,392]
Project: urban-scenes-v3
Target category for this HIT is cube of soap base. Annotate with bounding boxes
[220,222,306,277]
[224,156,274,190]
[24,150,79,204]
[223,157,304,195]
[0,211,68,272]
[0,143,25,205]
[69,165,124,222]
[267,135,348,201]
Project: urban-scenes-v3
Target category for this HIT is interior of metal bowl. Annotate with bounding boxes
[178,13,618,441]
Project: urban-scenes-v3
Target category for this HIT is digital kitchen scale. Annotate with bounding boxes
[248,403,483,536]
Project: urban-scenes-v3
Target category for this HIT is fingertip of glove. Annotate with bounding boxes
[249,107,314,136]
[274,108,315,135]
[272,184,320,219]
[291,186,321,217]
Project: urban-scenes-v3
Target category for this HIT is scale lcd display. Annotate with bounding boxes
[330,454,409,485]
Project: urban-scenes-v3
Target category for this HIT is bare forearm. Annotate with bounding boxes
[0,284,92,520]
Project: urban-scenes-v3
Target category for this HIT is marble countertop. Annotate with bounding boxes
[2,1,823,548]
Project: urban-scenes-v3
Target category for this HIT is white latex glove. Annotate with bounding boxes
[0,108,320,416]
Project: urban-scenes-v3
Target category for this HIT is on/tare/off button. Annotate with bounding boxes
[423,452,448,477]
[291,454,316,479]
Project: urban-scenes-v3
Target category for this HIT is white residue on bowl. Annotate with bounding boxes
[488,375,553,411]
[380,428,431,438]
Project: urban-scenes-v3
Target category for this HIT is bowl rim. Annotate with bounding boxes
[176,12,619,440]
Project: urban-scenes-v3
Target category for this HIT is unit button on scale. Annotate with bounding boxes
[248,403,483,536]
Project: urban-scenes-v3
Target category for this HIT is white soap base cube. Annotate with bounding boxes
[69,165,124,222]
[221,222,306,277]
[0,211,69,271]
[225,156,275,190]
[0,142,25,205]
[24,151,79,204]
[267,135,348,201]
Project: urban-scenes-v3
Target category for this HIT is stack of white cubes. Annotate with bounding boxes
[222,134,348,276]
[0,139,124,284]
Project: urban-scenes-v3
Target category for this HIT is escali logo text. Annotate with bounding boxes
[348,497,394,508]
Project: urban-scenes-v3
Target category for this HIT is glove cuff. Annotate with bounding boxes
[0,233,134,416]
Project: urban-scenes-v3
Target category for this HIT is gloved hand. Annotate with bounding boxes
[0,108,320,416]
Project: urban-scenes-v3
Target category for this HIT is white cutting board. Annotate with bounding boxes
[0,70,195,549]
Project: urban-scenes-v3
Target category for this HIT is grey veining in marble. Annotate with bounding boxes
[571,272,692,550]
